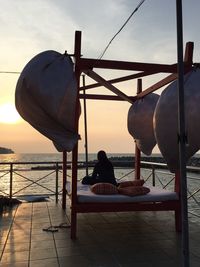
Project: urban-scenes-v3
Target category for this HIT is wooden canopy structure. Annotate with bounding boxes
[62,30,194,240]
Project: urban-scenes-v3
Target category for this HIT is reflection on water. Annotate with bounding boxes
[0,153,63,163]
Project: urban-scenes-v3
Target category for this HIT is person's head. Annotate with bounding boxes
[97,150,107,161]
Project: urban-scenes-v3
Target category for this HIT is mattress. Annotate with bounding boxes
[67,182,179,203]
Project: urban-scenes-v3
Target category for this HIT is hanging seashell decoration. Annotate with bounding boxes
[154,67,200,172]
[127,93,159,155]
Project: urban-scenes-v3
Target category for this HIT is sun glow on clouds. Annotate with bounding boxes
[0,103,21,124]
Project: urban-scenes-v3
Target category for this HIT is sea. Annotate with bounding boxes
[0,153,200,222]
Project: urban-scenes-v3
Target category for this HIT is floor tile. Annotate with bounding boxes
[56,246,82,257]
[1,250,29,264]
[30,240,55,250]
[30,247,57,261]
[4,242,30,253]
[58,255,92,267]
[30,233,53,242]
[0,261,28,267]
[30,258,59,267]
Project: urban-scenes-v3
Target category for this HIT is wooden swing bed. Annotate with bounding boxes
[64,31,194,239]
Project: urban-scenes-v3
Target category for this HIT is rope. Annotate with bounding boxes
[0,71,21,74]
[43,222,70,233]
[98,0,146,59]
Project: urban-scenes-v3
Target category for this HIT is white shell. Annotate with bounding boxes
[15,50,80,152]
[154,68,200,172]
[128,93,159,155]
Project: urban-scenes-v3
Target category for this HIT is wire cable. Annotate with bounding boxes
[0,71,21,74]
[98,0,146,60]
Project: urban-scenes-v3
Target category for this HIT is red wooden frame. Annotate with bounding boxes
[68,31,193,239]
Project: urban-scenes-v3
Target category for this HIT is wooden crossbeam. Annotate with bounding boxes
[81,61,192,102]
[80,70,157,91]
[80,58,177,73]
[80,41,193,91]
[83,69,134,104]
[79,94,137,102]
[137,63,193,99]
[137,73,178,99]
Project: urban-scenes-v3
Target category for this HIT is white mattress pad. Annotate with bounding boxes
[67,182,178,203]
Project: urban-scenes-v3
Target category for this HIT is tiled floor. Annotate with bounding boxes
[0,200,200,267]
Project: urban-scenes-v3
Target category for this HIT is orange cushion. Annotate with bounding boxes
[90,183,118,195]
[118,186,150,196]
[118,179,144,188]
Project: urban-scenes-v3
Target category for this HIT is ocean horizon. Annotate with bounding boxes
[0,152,136,163]
[1,152,200,164]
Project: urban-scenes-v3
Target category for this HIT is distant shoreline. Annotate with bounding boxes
[1,152,200,168]
[1,152,200,173]
[0,147,14,154]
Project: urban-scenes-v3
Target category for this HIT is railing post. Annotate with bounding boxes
[152,165,155,187]
[62,151,67,209]
[9,163,13,199]
[55,163,59,203]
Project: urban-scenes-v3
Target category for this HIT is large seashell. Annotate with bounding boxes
[15,50,80,152]
[128,93,159,155]
[154,68,200,172]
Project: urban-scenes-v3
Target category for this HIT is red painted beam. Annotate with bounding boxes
[74,201,180,213]
[79,94,137,102]
[135,79,142,180]
[80,57,177,73]
[84,69,134,104]
[137,73,178,99]
[80,70,158,91]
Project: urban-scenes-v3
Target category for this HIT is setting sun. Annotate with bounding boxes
[0,103,21,124]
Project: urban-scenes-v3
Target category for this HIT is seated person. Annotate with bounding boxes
[82,150,117,186]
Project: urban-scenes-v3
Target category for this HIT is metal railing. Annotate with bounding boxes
[0,160,200,220]
[0,161,64,202]
[140,161,200,220]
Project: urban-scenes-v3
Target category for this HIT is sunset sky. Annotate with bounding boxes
[0,0,200,154]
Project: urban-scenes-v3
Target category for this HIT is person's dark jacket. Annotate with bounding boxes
[92,159,117,185]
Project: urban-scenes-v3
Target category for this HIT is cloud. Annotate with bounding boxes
[0,0,79,70]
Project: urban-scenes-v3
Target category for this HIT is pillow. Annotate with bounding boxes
[90,183,118,195]
[118,179,144,188]
[118,186,150,196]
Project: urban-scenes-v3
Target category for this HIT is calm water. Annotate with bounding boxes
[0,153,200,222]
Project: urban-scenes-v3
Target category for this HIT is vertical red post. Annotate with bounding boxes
[71,31,82,239]
[175,171,180,193]
[9,163,13,199]
[183,42,194,66]
[62,151,67,209]
[135,79,142,180]
[82,75,89,176]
